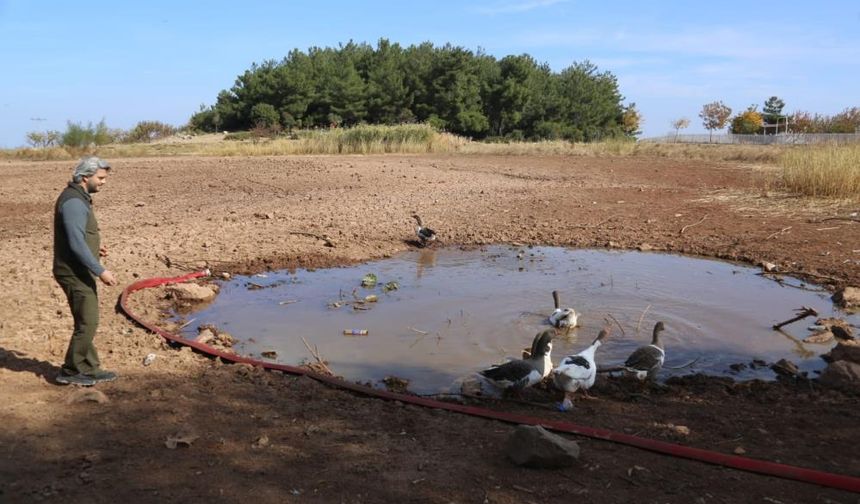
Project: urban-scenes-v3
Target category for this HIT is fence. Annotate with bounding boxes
[642,133,860,145]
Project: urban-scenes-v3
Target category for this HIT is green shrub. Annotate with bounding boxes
[126,121,176,143]
[61,119,115,147]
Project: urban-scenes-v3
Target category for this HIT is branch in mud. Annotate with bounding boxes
[286,231,336,248]
[679,215,708,235]
[772,306,818,330]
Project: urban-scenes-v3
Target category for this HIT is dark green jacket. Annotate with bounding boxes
[53,182,103,278]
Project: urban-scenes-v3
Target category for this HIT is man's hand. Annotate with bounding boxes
[99,245,108,257]
[99,270,118,286]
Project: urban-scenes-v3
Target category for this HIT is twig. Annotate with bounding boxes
[605,314,626,337]
[300,336,333,375]
[512,485,534,494]
[759,270,843,286]
[572,216,616,229]
[664,356,700,370]
[408,332,428,348]
[772,306,818,330]
[278,300,299,306]
[408,326,429,335]
[816,226,841,231]
[178,318,196,330]
[765,226,792,240]
[811,216,860,223]
[286,230,336,247]
[636,305,651,335]
[679,214,708,235]
[713,435,744,446]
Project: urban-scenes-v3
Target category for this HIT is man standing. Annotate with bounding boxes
[53,156,118,386]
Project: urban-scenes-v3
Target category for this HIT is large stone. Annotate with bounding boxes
[832,287,860,309]
[819,360,860,391]
[167,283,217,302]
[824,342,860,365]
[505,424,580,469]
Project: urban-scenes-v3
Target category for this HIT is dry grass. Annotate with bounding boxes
[2,126,842,175]
[781,143,860,198]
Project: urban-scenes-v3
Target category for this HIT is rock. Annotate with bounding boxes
[165,431,199,449]
[196,328,216,344]
[220,272,231,280]
[252,435,270,448]
[637,243,654,251]
[760,261,778,273]
[143,353,157,366]
[814,318,855,338]
[771,359,801,378]
[505,425,580,469]
[133,201,146,207]
[824,343,860,364]
[804,329,834,344]
[819,360,860,391]
[832,287,860,309]
[65,389,109,404]
[167,283,217,302]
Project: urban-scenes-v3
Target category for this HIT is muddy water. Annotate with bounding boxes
[178,247,858,394]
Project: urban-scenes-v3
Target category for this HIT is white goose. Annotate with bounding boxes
[412,214,437,247]
[552,327,610,411]
[478,329,554,395]
[624,321,666,381]
[548,290,578,330]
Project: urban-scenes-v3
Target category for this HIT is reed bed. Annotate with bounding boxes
[781,143,860,198]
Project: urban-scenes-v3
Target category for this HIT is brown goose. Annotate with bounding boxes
[624,321,666,381]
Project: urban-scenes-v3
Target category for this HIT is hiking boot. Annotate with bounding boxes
[56,372,96,387]
[85,370,118,383]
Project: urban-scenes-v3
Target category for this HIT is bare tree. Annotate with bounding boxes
[670,117,690,142]
[699,101,732,143]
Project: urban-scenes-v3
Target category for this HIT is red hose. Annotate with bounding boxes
[120,271,860,494]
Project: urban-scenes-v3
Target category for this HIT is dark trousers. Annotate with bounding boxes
[55,274,101,375]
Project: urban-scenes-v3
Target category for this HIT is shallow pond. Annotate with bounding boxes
[176,246,858,394]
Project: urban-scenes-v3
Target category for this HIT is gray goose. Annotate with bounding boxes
[624,321,666,381]
[412,214,436,247]
[479,329,554,395]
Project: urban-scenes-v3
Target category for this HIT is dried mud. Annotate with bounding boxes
[1,154,859,503]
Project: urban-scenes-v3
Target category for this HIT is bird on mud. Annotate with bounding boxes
[548,290,578,332]
[412,214,437,248]
[478,329,554,396]
[624,321,666,382]
[552,326,611,411]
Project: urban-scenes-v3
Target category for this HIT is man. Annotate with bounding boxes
[53,156,118,386]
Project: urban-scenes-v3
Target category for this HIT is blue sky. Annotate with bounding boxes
[1,0,858,147]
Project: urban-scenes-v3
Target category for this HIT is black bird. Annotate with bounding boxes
[413,214,437,247]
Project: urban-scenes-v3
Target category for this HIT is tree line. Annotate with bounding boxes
[672,97,860,141]
[188,39,640,142]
